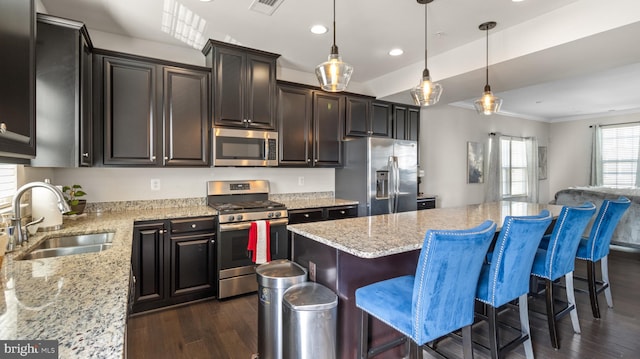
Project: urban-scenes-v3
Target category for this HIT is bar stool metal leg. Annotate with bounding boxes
[565,272,581,334]
[601,255,613,308]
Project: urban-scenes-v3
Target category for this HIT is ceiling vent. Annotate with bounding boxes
[249,0,285,16]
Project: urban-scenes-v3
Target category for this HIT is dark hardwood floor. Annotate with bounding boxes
[127,249,640,358]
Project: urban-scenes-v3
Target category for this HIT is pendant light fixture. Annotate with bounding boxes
[315,0,353,92]
[474,21,503,115]
[410,0,442,107]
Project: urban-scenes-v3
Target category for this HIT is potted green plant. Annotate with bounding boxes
[62,184,87,215]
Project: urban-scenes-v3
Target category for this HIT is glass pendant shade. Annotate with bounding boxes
[316,50,353,92]
[474,85,503,115]
[475,21,501,116]
[412,0,441,107]
[411,70,442,106]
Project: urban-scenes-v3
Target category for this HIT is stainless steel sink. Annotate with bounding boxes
[20,232,115,260]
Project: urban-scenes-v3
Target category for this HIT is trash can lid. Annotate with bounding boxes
[256,259,308,288]
[283,282,338,311]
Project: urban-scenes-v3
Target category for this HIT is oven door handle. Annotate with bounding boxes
[219,218,289,232]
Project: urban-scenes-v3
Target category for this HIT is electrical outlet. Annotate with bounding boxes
[298,176,304,186]
[150,178,161,191]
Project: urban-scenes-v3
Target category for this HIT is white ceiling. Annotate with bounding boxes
[40,0,640,122]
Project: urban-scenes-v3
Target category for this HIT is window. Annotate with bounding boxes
[0,164,17,209]
[500,137,528,198]
[600,124,640,188]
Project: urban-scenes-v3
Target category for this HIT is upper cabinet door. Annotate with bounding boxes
[246,53,277,129]
[313,92,344,167]
[277,83,313,166]
[370,101,392,138]
[344,95,372,137]
[0,0,36,160]
[102,56,159,166]
[163,67,211,166]
[205,40,279,130]
[407,106,420,142]
[213,46,246,128]
[32,14,93,168]
[393,104,408,140]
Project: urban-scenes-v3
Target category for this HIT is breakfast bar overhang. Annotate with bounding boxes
[287,201,563,359]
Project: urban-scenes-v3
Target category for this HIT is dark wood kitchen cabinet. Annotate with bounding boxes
[203,40,280,130]
[94,50,210,167]
[0,0,36,161]
[345,96,391,138]
[393,104,420,141]
[277,82,344,167]
[132,216,216,314]
[32,14,93,167]
[131,221,165,312]
[288,205,358,224]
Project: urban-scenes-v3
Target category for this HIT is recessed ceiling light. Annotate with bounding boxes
[310,25,328,34]
[512,0,525,2]
[200,0,212,2]
[389,48,404,56]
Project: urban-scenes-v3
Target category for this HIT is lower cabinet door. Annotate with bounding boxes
[169,233,216,300]
[131,221,165,313]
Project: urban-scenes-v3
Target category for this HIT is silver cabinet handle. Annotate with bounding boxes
[0,122,6,134]
[191,224,197,229]
[164,156,169,160]
[82,152,89,158]
[151,156,156,161]
[304,213,310,218]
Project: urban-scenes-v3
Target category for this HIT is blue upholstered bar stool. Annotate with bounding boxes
[475,210,553,359]
[575,196,631,318]
[530,202,596,349]
[355,220,497,359]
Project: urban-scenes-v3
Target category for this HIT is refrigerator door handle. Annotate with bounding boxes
[393,156,400,213]
[387,156,395,214]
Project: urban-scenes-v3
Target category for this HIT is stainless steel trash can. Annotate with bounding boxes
[282,282,338,359]
[256,259,308,359]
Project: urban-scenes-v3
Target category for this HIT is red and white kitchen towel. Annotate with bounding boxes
[247,220,271,264]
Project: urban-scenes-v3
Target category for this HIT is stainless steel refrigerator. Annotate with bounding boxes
[335,137,418,216]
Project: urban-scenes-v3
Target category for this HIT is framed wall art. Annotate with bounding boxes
[467,141,484,184]
[538,146,548,180]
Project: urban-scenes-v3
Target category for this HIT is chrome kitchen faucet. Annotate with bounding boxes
[8,181,71,251]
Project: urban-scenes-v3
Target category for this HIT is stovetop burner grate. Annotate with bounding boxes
[208,200,286,213]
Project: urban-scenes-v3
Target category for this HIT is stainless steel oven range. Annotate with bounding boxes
[207,180,289,299]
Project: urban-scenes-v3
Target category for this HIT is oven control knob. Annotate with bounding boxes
[237,215,243,221]
[228,215,235,222]
[275,212,281,218]
[267,212,273,218]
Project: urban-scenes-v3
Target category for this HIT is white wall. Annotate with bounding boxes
[36,167,334,202]
[420,106,551,208]
[548,111,640,196]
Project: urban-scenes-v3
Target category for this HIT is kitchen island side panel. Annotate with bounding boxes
[292,233,420,359]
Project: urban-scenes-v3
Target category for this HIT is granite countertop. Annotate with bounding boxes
[0,205,216,359]
[287,201,563,259]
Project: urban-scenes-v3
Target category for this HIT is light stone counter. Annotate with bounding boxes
[0,205,216,359]
[288,201,563,258]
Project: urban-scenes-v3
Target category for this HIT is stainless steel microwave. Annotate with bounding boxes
[212,128,278,166]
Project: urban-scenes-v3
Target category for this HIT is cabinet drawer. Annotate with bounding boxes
[417,199,436,210]
[170,216,216,234]
[327,206,358,220]
[289,209,324,224]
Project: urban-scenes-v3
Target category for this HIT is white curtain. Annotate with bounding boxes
[636,133,640,187]
[590,124,603,186]
[524,137,539,203]
[484,133,539,203]
[484,133,502,202]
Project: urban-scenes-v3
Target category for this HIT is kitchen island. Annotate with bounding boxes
[0,205,215,358]
[287,201,563,359]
